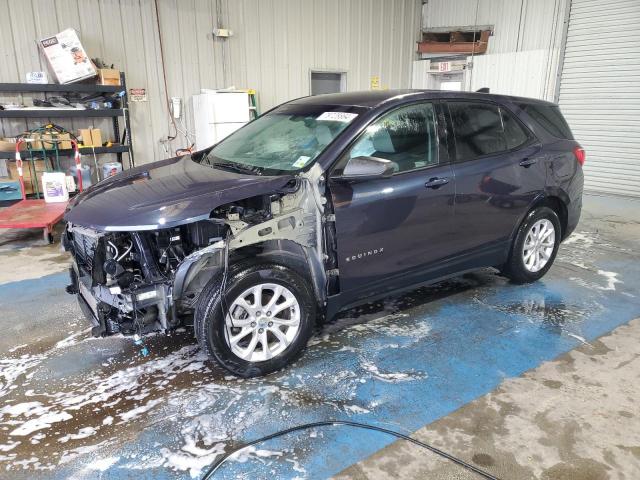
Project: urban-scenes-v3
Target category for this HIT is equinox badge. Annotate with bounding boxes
[345,248,384,262]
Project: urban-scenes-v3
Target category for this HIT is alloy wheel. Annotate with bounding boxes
[522,219,556,273]
[223,283,301,362]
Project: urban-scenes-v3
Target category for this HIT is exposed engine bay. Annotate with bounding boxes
[64,165,335,338]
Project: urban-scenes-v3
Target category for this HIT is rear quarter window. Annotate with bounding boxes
[517,103,574,140]
[501,108,531,150]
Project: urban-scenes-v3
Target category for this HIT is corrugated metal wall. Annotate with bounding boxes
[464,49,561,100]
[0,0,421,166]
[422,0,568,101]
[559,0,640,197]
[423,0,566,54]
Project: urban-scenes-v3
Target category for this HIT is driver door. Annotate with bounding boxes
[328,102,456,297]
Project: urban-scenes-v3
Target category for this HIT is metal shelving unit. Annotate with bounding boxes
[0,75,135,240]
[0,83,123,93]
[0,73,134,167]
[0,108,124,118]
[0,145,129,160]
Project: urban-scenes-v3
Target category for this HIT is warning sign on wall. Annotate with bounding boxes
[129,88,147,102]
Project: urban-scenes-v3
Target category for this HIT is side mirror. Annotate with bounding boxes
[333,156,395,182]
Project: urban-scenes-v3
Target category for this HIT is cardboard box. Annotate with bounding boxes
[79,129,91,146]
[28,133,43,150]
[39,28,96,84]
[43,133,72,150]
[9,159,46,195]
[98,68,120,86]
[79,128,102,147]
[0,138,26,153]
[90,128,102,147]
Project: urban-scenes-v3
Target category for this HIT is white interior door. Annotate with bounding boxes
[434,72,463,91]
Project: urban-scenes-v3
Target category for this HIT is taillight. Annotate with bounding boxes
[574,146,586,166]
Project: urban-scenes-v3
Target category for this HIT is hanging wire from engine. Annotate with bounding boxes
[117,242,133,262]
[131,296,149,357]
[219,227,233,326]
[107,240,119,259]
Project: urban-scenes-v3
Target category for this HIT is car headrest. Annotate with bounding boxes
[371,129,396,153]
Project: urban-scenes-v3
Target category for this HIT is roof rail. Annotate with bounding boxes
[476,87,490,93]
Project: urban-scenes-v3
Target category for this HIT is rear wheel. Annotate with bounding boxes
[502,206,561,284]
[195,263,315,377]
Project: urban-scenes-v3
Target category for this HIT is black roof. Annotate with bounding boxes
[290,89,557,109]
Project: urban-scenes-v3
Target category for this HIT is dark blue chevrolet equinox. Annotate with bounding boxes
[63,90,584,376]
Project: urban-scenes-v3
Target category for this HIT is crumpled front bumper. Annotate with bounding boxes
[67,262,172,337]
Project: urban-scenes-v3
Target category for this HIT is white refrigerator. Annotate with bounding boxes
[193,91,251,151]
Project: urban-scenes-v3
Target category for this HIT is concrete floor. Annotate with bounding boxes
[337,318,640,480]
[0,193,638,479]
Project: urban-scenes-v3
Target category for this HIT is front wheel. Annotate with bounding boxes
[501,206,561,284]
[194,263,315,377]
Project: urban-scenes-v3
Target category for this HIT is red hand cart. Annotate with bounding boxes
[0,138,84,243]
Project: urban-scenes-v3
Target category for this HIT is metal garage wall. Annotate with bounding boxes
[422,0,568,101]
[0,0,421,166]
[423,0,568,54]
[464,50,560,100]
[558,0,640,197]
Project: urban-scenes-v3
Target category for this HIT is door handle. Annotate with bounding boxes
[519,158,538,167]
[425,177,450,189]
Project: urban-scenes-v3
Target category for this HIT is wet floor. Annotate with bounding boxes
[0,195,639,479]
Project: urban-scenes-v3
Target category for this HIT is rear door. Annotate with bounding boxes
[445,100,544,255]
[329,101,456,296]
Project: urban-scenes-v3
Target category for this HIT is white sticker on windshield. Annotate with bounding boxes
[317,111,358,123]
[293,155,311,168]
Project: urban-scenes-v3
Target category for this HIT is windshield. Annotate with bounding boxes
[200,106,360,175]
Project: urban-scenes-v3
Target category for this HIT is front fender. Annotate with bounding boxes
[173,239,326,309]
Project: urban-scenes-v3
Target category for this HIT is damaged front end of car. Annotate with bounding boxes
[63,164,334,339]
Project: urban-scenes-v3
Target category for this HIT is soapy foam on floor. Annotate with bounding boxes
[596,269,622,291]
[53,328,92,350]
[569,269,622,292]
[0,306,433,477]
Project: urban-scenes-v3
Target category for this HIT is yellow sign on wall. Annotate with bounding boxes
[370,75,380,90]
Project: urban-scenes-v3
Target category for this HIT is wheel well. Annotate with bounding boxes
[534,196,568,238]
[229,243,329,324]
[230,244,311,281]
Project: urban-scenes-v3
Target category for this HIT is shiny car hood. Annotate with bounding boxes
[64,155,295,231]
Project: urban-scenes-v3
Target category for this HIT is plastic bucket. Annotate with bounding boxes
[69,165,92,191]
[102,162,122,179]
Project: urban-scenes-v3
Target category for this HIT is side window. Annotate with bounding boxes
[347,103,438,173]
[501,107,530,150]
[517,103,574,139]
[449,102,506,161]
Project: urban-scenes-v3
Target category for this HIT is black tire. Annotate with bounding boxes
[194,262,316,377]
[502,206,562,284]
